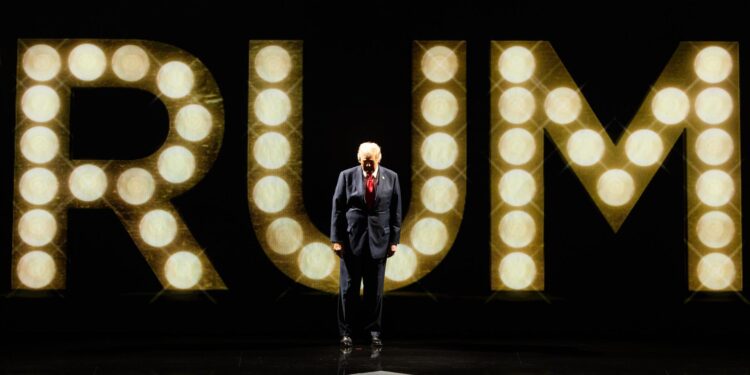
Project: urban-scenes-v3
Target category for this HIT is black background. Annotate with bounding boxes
[0,1,748,341]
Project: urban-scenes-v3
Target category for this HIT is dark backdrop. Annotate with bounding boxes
[0,1,748,342]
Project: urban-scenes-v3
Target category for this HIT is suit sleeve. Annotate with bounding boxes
[389,172,402,245]
[330,171,347,244]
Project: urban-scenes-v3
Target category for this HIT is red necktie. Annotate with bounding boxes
[366,173,375,209]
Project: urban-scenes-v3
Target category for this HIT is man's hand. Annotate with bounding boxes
[387,244,398,258]
[332,242,343,258]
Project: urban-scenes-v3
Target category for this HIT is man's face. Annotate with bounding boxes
[361,156,377,174]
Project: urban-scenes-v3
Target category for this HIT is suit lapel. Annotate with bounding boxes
[355,167,365,207]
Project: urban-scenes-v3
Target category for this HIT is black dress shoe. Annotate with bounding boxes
[340,335,353,348]
[370,335,383,348]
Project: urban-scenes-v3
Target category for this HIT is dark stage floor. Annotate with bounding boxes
[4,335,750,374]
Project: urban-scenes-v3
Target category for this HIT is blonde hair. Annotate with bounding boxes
[357,142,382,163]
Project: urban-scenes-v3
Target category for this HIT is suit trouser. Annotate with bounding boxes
[337,240,386,337]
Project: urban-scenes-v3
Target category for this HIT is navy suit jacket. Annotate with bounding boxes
[330,165,402,259]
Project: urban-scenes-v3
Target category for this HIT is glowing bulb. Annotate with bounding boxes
[117,168,155,205]
[175,104,212,142]
[566,129,604,167]
[421,89,458,126]
[21,85,60,122]
[254,132,291,169]
[266,217,303,255]
[385,244,417,282]
[421,45,458,83]
[112,44,150,82]
[410,217,448,255]
[139,209,178,248]
[695,128,733,166]
[499,210,536,248]
[69,164,107,202]
[157,61,194,99]
[499,87,535,124]
[68,43,106,81]
[253,175,290,213]
[19,167,58,205]
[164,251,203,289]
[298,242,335,280]
[625,129,663,167]
[697,252,735,290]
[23,44,61,81]
[696,169,734,207]
[499,169,536,206]
[696,211,735,249]
[499,252,536,290]
[498,46,535,83]
[421,176,458,214]
[255,45,292,83]
[597,169,635,207]
[158,146,195,184]
[18,209,57,247]
[544,87,581,125]
[17,250,56,289]
[499,128,535,165]
[695,87,733,125]
[651,87,689,125]
[694,46,732,83]
[254,88,291,126]
[20,126,58,164]
[420,132,458,170]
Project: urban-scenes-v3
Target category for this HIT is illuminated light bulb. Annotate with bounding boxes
[255,45,292,83]
[420,132,458,170]
[385,244,417,282]
[421,45,458,83]
[696,211,735,249]
[694,46,732,83]
[164,251,203,289]
[18,209,57,247]
[252,175,290,213]
[117,168,155,205]
[410,217,448,255]
[421,89,458,126]
[157,61,194,99]
[499,252,536,290]
[697,252,735,290]
[544,87,581,125]
[266,217,303,255]
[20,126,59,164]
[23,44,61,81]
[498,46,535,83]
[17,250,56,289]
[566,129,605,167]
[19,167,58,205]
[112,44,150,82]
[696,169,734,207]
[68,164,107,202]
[695,87,733,125]
[499,169,536,206]
[695,128,733,166]
[254,132,291,169]
[596,169,635,207]
[254,88,291,126]
[499,210,535,248]
[68,43,107,81]
[421,176,458,213]
[21,85,60,122]
[139,209,178,248]
[499,128,535,165]
[175,104,212,142]
[651,87,689,125]
[298,242,335,280]
[625,129,664,167]
[499,87,535,124]
[158,146,195,184]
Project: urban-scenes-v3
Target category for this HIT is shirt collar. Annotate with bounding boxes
[362,164,378,178]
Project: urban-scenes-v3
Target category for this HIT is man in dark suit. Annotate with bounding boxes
[331,142,402,349]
